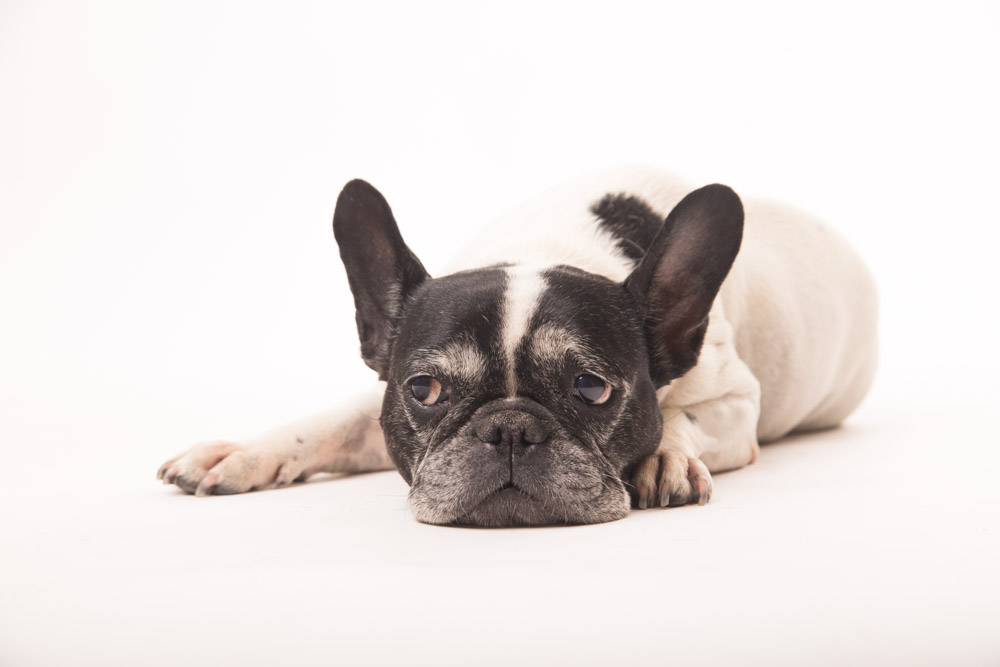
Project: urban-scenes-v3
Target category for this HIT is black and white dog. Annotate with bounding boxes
[158,166,878,526]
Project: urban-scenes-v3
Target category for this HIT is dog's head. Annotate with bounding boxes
[333,180,742,526]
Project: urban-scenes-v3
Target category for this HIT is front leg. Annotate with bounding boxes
[157,389,392,496]
[631,309,762,509]
[630,394,760,508]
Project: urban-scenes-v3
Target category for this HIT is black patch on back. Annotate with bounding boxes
[590,194,666,261]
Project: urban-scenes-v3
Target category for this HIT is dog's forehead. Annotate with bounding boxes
[530,266,644,378]
[402,266,509,343]
[391,267,506,379]
[395,264,639,390]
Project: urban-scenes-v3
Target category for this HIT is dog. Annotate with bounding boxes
[157,166,878,526]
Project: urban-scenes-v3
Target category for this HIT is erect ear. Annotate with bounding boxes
[333,180,429,380]
[623,184,744,387]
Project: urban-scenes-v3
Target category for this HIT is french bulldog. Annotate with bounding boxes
[157,166,878,527]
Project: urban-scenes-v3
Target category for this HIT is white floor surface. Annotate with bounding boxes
[3,2,999,664]
[1,375,997,666]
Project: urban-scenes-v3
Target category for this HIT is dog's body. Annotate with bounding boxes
[158,166,878,526]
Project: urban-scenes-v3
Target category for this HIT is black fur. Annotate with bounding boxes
[623,184,744,386]
[381,267,510,484]
[374,261,666,525]
[528,265,663,474]
[590,193,665,260]
[333,180,429,380]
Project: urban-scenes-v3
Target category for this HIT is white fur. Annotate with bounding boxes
[500,265,548,396]
[444,173,644,279]
[157,385,393,495]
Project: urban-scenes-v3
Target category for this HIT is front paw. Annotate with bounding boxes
[630,448,713,509]
[157,441,308,496]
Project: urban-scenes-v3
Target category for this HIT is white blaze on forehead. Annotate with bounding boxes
[501,265,548,395]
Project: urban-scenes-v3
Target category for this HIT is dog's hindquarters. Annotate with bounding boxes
[720,197,879,441]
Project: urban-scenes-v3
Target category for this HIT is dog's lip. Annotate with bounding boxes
[495,481,530,497]
[463,481,535,512]
[450,482,547,526]
[439,475,630,527]
[463,478,603,518]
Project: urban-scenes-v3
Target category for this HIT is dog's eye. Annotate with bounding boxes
[575,374,612,405]
[410,376,450,406]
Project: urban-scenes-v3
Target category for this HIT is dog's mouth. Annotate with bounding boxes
[473,481,537,508]
[450,482,559,527]
[405,432,635,528]
[486,482,543,506]
[413,475,631,528]
[495,481,522,494]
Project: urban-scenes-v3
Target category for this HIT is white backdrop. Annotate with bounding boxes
[2,1,998,666]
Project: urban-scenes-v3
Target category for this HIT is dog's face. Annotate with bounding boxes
[378,264,663,526]
[333,180,743,526]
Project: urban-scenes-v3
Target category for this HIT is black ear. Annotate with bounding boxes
[623,184,744,387]
[333,180,429,379]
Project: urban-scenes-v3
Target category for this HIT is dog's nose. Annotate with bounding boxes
[474,410,551,448]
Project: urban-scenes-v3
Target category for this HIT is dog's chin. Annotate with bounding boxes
[417,485,631,528]
[453,487,565,527]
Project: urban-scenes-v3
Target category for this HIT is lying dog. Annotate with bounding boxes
[157,166,878,526]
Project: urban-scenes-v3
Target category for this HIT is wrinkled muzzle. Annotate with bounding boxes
[407,398,631,527]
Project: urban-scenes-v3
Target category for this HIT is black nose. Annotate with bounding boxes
[474,410,551,448]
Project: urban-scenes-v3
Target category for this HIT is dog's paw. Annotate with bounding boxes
[157,441,309,496]
[630,448,713,509]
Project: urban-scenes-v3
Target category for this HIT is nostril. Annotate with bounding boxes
[477,424,503,445]
[522,423,550,445]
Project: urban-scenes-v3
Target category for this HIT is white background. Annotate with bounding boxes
[1,1,998,665]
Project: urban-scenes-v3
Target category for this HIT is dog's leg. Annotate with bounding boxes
[157,389,392,496]
[630,395,760,508]
[631,307,761,509]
